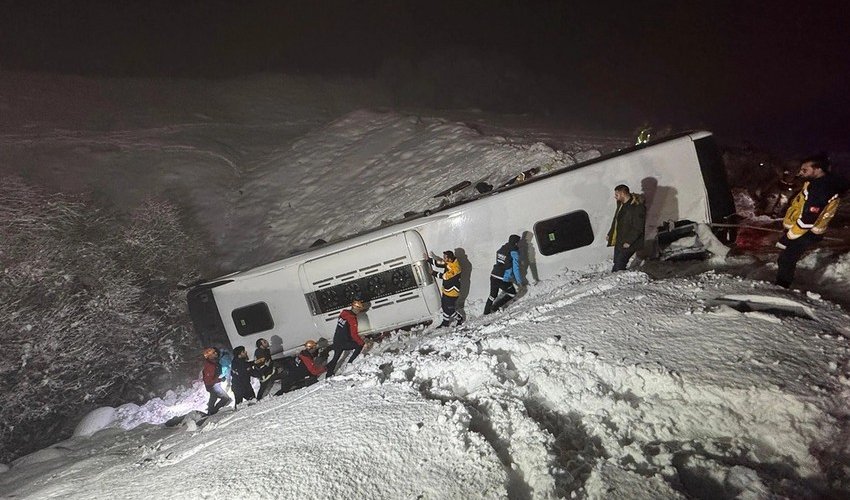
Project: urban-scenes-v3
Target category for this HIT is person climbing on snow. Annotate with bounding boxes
[325,298,369,376]
[484,235,524,315]
[230,346,256,408]
[202,347,232,415]
[275,339,327,395]
[253,338,282,399]
[429,250,463,327]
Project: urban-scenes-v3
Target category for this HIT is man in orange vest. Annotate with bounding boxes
[776,154,847,288]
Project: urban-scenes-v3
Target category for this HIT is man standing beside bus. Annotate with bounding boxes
[776,154,847,288]
[484,235,524,314]
[606,184,646,272]
[326,298,369,376]
[429,250,464,327]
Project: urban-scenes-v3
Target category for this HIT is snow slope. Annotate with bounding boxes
[1,72,849,498]
[0,72,624,271]
[2,270,849,499]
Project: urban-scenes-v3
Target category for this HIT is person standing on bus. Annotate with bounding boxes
[606,184,646,272]
[429,250,464,327]
[326,299,369,376]
[484,235,524,315]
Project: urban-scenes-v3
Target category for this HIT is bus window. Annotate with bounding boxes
[534,210,595,256]
[231,302,274,336]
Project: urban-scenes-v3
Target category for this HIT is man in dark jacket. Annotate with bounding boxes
[202,347,232,415]
[607,184,646,272]
[253,338,281,400]
[326,299,369,376]
[776,154,848,288]
[484,235,524,314]
[230,346,256,408]
[276,340,327,395]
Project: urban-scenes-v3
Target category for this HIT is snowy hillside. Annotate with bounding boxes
[2,270,849,498]
[0,72,626,271]
[1,72,850,498]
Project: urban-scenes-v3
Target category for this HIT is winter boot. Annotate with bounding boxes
[483,299,494,315]
[490,295,511,313]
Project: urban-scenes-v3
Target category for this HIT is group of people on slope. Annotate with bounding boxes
[430,232,527,325]
[201,298,370,416]
[201,155,846,414]
[432,186,645,324]
[201,335,331,415]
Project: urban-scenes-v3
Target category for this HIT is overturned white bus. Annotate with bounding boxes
[188,131,734,360]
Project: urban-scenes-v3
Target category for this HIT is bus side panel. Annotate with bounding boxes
[213,267,317,359]
[414,135,713,308]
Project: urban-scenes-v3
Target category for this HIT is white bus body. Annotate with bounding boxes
[188,131,734,359]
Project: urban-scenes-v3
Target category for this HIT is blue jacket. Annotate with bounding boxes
[491,241,523,285]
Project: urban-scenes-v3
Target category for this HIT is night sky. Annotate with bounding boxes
[2,0,848,154]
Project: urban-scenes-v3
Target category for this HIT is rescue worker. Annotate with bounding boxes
[429,250,464,327]
[275,340,327,395]
[254,338,280,400]
[230,346,256,408]
[776,154,848,288]
[326,298,369,376]
[484,235,524,314]
[606,184,646,272]
[202,347,232,415]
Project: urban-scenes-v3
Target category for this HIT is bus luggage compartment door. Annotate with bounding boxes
[299,231,440,336]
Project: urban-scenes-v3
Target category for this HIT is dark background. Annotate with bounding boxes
[2,0,848,155]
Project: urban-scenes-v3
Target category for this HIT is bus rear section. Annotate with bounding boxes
[300,230,441,338]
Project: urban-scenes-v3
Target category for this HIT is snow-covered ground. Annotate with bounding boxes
[2,270,849,498]
[1,72,849,498]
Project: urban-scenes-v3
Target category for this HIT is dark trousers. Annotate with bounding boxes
[439,295,463,327]
[206,383,232,415]
[256,367,283,400]
[484,277,517,314]
[232,378,255,405]
[326,337,363,376]
[276,375,319,396]
[776,232,821,288]
[612,245,637,272]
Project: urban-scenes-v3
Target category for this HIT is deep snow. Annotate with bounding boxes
[1,72,849,498]
[2,270,849,498]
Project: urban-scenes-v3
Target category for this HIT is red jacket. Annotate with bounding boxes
[298,351,327,377]
[202,359,220,387]
[336,309,364,346]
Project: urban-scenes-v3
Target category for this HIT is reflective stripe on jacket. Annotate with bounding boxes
[783,176,844,239]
